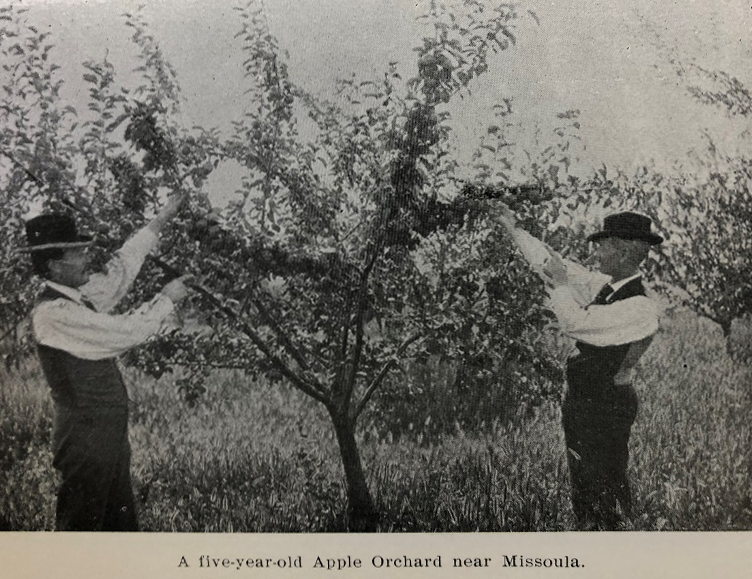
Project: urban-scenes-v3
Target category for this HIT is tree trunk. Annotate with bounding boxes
[328,407,379,531]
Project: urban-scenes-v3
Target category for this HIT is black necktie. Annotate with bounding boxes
[592,284,614,305]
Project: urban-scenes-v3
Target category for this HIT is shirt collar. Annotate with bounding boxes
[608,273,642,294]
[44,281,86,305]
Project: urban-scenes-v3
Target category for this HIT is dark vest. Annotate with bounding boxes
[35,287,129,410]
[565,277,647,395]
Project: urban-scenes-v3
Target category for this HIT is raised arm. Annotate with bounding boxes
[145,191,187,237]
[84,192,188,312]
[496,203,609,306]
[497,204,558,275]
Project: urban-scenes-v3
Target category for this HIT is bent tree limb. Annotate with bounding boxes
[342,236,385,411]
[0,149,46,188]
[151,257,329,404]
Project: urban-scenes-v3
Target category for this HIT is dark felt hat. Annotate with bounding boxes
[20,214,93,253]
[586,211,663,245]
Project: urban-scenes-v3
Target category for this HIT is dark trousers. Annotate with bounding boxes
[562,382,638,530]
[52,406,139,531]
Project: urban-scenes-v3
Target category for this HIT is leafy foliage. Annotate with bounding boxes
[0,0,540,526]
[2,0,749,528]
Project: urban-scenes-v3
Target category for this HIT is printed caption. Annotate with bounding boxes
[177,553,584,571]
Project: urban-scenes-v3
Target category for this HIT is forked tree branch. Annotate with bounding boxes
[152,257,328,404]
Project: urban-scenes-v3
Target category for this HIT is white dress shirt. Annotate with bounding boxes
[32,227,177,360]
[510,227,659,348]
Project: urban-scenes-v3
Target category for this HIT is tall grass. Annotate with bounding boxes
[0,306,750,531]
[0,361,56,530]
[629,309,752,530]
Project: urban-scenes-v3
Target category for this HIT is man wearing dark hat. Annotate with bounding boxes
[22,194,190,531]
[498,206,663,530]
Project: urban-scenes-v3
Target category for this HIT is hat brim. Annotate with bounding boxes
[19,237,93,253]
[586,230,663,245]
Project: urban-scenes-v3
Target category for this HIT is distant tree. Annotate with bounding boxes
[0,1,82,356]
[667,61,752,330]
[600,21,752,331]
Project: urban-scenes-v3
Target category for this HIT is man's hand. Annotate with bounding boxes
[147,191,188,236]
[542,246,568,288]
[161,275,192,304]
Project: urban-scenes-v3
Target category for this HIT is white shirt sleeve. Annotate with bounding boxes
[82,227,160,313]
[32,295,176,360]
[508,225,658,346]
[509,227,609,304]
[548,286,659,346]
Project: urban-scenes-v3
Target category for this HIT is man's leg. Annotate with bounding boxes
[588,383,638,529]
[605,383,639,520]
[563,396,600,527]
[102,438,139,531]
[566,391,635,530]
[54,410,129,531]
[56,468,114,530]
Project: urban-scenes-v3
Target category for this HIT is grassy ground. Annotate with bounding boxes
[1,306,750,531]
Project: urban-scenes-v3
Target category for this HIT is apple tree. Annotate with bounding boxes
[1,0,559,529]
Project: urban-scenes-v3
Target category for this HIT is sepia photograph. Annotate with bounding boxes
[1,0,751,576]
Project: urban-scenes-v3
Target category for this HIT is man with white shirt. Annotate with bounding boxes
[499,207,663,530]
[22,195,190,531]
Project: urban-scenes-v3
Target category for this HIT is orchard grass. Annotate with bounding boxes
[1,307,750,532]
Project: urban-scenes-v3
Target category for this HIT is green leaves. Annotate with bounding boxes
[2,0,563,442]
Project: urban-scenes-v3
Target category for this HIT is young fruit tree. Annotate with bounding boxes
[141,0,539,528]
